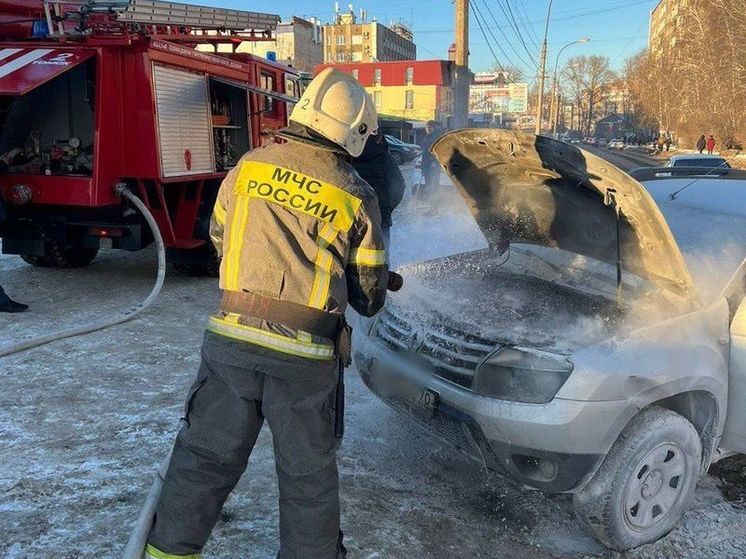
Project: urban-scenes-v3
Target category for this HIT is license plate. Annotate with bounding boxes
[371,363,439,414]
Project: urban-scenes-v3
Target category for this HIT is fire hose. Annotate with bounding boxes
[0,184,166,358]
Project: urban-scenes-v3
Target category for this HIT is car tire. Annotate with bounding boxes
[20,241,99,268]
[391,151,404,165]
[171,245,220,277]
[573,406,701,551]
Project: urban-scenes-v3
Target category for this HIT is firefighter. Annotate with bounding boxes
[145,68,389,559]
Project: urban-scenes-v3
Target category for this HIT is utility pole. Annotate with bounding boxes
[534,0,553,135]
[535,42,547,135]
[453,0,469,129]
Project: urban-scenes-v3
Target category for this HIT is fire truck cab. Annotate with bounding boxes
[0,0,301,273]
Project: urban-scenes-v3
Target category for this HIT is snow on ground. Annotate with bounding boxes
[1,159,745,558]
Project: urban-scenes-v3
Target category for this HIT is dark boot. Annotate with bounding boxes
[0,294,28,313]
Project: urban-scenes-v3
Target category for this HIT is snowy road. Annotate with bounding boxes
[1,159,745,559]
[582,145,660,171]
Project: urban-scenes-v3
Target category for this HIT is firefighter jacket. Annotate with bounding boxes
[208,137,389,361]
[352,135,406,228]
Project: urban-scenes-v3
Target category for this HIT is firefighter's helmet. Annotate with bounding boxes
[290,68,377,157]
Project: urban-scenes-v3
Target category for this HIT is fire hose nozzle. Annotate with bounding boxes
[113,182,130,198]
[387,271,404,292]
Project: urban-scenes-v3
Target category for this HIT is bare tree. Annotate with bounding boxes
[623,0,745,148]
[487,65,525,84]
[561,55,614,135]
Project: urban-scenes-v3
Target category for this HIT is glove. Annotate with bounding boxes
[387,271,404,292]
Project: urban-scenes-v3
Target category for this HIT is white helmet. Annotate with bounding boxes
[290,67,377,157]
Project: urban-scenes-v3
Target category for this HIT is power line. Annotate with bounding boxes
[472,0,533,76]
[413,0,654,34]
[550,0,653,22]
[468,0,505,72]
[478,0,537,71]
[513,0,541,47]
[611,19,648,65]
[498,0,540,66]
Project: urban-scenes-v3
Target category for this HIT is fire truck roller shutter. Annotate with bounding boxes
[153,64,214,177]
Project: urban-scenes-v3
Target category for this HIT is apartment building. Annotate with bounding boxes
[323,10,416,63]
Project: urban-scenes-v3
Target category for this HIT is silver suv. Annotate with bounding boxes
[353,130,746,551]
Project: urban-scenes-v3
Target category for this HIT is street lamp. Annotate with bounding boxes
[550,37,590,136]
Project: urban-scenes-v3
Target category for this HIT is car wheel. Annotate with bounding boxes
[391,151,404,165]
[20,241,99,268]
[573,406,701,551]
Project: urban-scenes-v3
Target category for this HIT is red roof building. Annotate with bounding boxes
[314,60,455,125]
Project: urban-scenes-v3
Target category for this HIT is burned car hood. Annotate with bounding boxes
[431,130,697,304]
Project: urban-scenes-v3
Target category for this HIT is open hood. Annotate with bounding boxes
[431,129,697,303]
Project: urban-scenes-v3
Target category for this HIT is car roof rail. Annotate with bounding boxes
[627,166,746,182]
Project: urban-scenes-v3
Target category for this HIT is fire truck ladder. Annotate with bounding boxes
[44,0,280,38]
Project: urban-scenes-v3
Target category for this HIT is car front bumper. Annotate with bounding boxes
[353,329,633,493]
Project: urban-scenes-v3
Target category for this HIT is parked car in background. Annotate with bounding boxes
[598,138,607,147]
[409,155,423,193]
[608,138,625,150]
[354,130,746,552]
[570,138,581,145]
[385,134,421,164]
[665,154,730,168]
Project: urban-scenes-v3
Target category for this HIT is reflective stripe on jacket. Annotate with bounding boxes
[208,139,388,359]
[146,543,201,559]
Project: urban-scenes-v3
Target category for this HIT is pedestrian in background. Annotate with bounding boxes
[706,134,716,154]
[416,120,443,200]
[657,134,666,153]
[352,129,406,258]
[696,134,706,154]
[0,195,27,313]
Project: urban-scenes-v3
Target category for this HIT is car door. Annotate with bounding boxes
[720,261,746,452]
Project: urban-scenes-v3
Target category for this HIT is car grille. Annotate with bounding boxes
[384,395,474,452]
[374,306,498,390]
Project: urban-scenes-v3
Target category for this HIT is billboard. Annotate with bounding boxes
[470,82,529,114]
[508,83,528,113]
[469,84,510,114]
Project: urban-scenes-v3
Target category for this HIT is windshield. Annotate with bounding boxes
[672,157,730,168]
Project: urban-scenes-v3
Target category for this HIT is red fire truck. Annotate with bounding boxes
[0,0,302,273]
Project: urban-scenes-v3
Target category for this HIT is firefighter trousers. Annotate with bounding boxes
[147,331,341,559]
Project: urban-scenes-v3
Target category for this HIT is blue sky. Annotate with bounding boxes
[190,0,658,78]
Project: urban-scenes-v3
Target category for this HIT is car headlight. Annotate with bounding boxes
[475,346,573,404]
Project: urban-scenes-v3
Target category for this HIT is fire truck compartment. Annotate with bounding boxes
[209,77,250,170]
[0,57,96,177]
[152,64,251,178]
